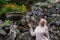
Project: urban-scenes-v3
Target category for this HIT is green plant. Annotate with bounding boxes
[4,20,10,25]
[40,2,49,8]
[2,5,15,14]
[15,6,27,13]
[1,4,27,14]
[21,5,27,13]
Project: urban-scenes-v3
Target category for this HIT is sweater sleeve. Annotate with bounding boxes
[29,27,36,36]
[45,27,51,40]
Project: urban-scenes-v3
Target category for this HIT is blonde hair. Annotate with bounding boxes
[39,18,47,26]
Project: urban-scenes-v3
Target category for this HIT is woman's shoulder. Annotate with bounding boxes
[45,26,48,30]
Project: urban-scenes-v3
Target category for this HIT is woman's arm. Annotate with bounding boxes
[28,23,36,36]
[29,27,36,36]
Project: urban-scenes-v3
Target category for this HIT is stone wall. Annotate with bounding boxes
[26,2,60,40]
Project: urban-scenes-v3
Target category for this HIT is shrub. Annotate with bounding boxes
[1,4,27,14]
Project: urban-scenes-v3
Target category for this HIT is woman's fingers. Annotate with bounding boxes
[28,23,32,28]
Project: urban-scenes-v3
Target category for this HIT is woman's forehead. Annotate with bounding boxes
[40,19,46,23]
[40,19,45,21]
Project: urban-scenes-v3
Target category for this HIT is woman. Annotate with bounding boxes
[28,18,50,40]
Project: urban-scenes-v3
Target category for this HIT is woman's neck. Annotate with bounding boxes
[39,25,44,27]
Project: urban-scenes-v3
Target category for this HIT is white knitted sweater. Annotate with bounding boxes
[30,26,50,40]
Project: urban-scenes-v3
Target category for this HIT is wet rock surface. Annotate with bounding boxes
[25,1,60,40]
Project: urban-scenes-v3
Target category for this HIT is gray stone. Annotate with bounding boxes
[56,21,60,26]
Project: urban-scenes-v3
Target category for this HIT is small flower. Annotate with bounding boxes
[22,4,25,7]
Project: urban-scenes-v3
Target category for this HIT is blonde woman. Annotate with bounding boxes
[28,18,50,40]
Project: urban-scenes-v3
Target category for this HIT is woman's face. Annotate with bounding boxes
[39,19,45,26]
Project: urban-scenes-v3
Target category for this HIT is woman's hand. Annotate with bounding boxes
[28,23,32,28]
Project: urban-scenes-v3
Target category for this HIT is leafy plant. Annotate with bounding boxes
[2,5,15,14]
[1,4,27,14]
[4,20,10,25]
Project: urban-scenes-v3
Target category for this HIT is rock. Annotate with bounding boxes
[56,21,60,26]
[48,0,59,3]
[51,14,60,17]
[0,30,7,35]
[26,1,60,40]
